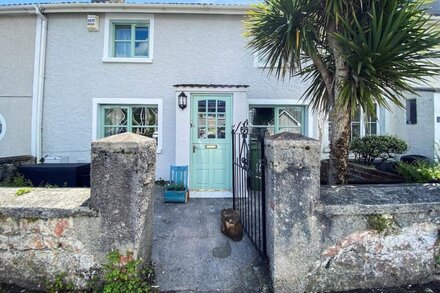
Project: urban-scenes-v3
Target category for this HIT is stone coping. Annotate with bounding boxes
[319,183,440,216]
[0,188,96,218]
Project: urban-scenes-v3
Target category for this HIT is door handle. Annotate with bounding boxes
[193,145,199,153]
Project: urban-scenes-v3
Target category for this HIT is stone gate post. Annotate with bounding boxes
[264,132,321,292]
[90,132,156,263]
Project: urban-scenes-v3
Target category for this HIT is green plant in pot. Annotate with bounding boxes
[164,183,188,203]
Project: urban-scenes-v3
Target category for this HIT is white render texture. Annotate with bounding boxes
[41,13,311,179]
[387,91,436,158]
[0,15,36,157]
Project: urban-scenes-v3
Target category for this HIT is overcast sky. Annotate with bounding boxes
[0,0,258,5]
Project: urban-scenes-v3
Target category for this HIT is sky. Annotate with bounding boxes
[0,0,258,4]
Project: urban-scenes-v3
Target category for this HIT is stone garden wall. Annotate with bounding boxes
[265,132,440,292]
[0,155,34,183]
[0,205,101,289]
[0,133,156,290]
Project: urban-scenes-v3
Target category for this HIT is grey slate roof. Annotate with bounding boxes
[174,84,249,88]
[0,0,258,6]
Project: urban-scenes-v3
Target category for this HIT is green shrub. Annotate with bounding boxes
[367,214,394,233]
[165,183,186,191]
[397,161,440,183]
[350,135,408,165]
[46,272,75,293]
[0,173,33,187]
[103,250,155,293]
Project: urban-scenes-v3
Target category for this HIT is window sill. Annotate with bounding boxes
[102,57,153,64]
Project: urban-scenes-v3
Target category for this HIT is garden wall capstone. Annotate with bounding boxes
[0,133,156,290]
[265,133,440,292]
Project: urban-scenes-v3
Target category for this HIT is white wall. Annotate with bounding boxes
[41,12,311,179]
[0,15,36,158]
[434,92,440,160]
[387,91,436,158]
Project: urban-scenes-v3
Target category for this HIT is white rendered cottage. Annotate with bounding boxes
[0,1,439,195]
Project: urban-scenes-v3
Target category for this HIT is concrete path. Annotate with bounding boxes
[152,193,270,292]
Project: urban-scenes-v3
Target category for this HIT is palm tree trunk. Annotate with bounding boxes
[327,27,351,184]
[328,107,351,184]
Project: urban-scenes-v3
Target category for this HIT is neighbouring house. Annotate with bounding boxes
[0,0,439,195]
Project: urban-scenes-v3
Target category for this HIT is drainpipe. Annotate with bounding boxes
[31,5,47,163]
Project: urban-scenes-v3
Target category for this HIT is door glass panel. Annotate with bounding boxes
[207,114,216,127]
[105,108,127,125]
[218,114,225,127]
[198,127,206,138]
[208,100,216,112]
[217,100,226,113]
[217,127,226,138]
[198,100,206,112]
[196,98,228,140]
[198,114,206,126]
[207,127,216,138]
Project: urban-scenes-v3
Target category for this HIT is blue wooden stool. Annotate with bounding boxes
[164,165,189,203]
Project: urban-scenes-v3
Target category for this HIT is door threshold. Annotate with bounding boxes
[190,191,232,198]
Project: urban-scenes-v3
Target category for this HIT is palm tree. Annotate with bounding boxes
[245,0,440,184]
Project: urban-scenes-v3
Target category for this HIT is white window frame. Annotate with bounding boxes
[92,98,163,153]
[0,114,6,141]
[102,13,154,63]
[351,105,380,138]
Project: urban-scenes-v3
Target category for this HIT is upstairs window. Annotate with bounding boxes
[406,99,417,124]
[102,14,154,63]
[113,23,149,58]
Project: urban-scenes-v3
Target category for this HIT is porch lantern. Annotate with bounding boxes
[178,91,188,110]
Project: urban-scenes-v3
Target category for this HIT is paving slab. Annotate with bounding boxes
[152,193,270,292]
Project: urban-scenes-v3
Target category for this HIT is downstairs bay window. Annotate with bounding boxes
[100,105,158,139]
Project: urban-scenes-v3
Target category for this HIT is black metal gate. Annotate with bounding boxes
[232,119,267,258]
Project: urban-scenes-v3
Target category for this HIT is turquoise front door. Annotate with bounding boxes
[190,95,232,190]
